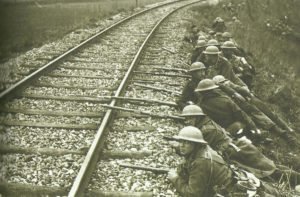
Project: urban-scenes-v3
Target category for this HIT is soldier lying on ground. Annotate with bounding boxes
[176,62,206,110]
[197,45,247,87]
[167,126,281,197]
[194,78,259,137]
[212,75,297,146]
[178,105,300,186]
[221,41,255,88]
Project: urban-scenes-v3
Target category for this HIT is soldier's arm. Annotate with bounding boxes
[227,81,252,98]
[230,100,257,130]
[176,81,195,110]
[173,159,210,197]
[225,60,247,87]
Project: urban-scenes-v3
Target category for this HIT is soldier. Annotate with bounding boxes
[221,41,255,87]
[176,62,206,110]
[190,40,206,63]
[212,17,226,32]
[180,105,277,179]
[206,39,221,48]
[180,105,300,186]
[220,32,237,45]
[167,126,281,196]
[198,45,247,87]
[212,75,297,146]
[194,79,259,137]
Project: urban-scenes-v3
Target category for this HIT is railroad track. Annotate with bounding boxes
[0,0,208,196]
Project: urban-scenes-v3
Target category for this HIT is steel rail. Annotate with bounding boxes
[68,0,204,196]
[0,0,183,102]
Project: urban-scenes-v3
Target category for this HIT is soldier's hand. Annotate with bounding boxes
[167,169,178,183]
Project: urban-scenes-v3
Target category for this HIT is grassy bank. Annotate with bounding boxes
[0,0,164,62]
[189,0,300,124]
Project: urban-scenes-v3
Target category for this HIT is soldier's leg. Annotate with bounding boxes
[250,97,293,132]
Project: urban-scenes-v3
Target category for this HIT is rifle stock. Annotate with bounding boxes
[119,163,170,174]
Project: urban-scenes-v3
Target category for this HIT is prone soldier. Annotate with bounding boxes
[176,62,206,110]
[212,75,297,146]
[167,126,281,196]
[198,45,247,87]
[221,41,255,88]
[178,104,300,186]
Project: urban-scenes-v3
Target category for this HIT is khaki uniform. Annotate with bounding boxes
[228,55,255,87]
[174,146,233,197]
[176,79,200,110]
[198,90,257,133]
[218,82,277,131]
[195,117,276,178]
[198,55,246,87]
[219,80,293,132]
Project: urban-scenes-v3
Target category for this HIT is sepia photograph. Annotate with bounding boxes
[0,0,299,196]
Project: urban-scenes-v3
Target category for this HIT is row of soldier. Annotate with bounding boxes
[165,17,299,196]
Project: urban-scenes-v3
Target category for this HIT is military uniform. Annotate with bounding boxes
[228,55,255,87]
[198,89,257,134]
[218,81,295,136]
[198,55,246,87]
[174,146,233,197]
[176,79,200,110]
[218,82,279,132]
[191,48,205,63]
[195,116,277,178]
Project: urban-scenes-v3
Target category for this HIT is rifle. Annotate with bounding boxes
[119,163,170,174]
[151,66,188,73]
[161,47,190,67]
[162,136,178,141]
[100,104,184,121]
[133,83,181,96]
[104,96,177,107]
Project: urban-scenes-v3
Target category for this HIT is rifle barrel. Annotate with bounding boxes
[119,163,170,174]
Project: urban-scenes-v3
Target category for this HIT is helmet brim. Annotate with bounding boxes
[173,136,207,144]
[180,112,205,117]
[195,84,219,92]
[203,51,221,55]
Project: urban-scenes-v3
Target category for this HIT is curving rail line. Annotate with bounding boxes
[0,0,207,196]
[69,1,203,196]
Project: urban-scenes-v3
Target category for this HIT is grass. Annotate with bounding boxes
[0,0,164,62]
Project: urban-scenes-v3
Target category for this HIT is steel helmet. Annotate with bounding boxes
[221,41,237,49]
[215,32,223,37]
[214,17,224,23]
[222,32,232,38]
[173,126,207,144]
[209,30,216,35]
[196,40,207,48]
[207,39,220,46]
[195,79,219,92]
[198,35,206,40]
[203,46,220,55]
[181,105,205,116]
[188,62,206,73]
[212,75,227,84]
